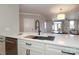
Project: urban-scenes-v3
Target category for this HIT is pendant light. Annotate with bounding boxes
[57,8,65,20]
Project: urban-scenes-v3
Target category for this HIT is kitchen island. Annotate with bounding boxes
[17,32,79,55]
[0,32,79,55]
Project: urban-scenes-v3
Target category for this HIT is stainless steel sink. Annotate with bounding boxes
[25,35,55,41]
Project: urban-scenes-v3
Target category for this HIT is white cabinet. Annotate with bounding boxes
[45,48,62,55]
[0,36,5,55]
[74,48,79,55]
[18,39,45,55]
[18,39,29,55]
[18,39,79,55]
[30,41,45,55]
[45,44,77,55]
[45,44,62,55]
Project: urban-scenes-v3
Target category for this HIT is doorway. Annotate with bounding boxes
[52,21,62,33]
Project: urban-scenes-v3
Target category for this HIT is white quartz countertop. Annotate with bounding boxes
[17,32,79,49]
[1,32,79,49]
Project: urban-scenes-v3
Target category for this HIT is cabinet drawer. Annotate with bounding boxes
[31,41,45,49]
[18,39,45,49]
[18,39,31,47]
[18,39,31,45]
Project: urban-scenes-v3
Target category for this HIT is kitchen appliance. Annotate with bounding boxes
[5,37,17,55]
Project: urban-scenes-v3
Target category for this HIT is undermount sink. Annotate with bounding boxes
[25,35,55,41]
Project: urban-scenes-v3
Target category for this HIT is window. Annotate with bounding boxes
[69,21,74,29]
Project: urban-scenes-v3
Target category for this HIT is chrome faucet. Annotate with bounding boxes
[35,20,41,35]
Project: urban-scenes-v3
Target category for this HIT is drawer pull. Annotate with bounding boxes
[61,51,75,55]
[26,43,31,46]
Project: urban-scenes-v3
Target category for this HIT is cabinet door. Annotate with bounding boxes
[0,36,5,55]
[45,44,76,55]
[45,48,62,55]
[45,44,63,55]
[18,39,45,55]
[18,39,31,55]
[30,41,45,55]
[30,50,44,55]
[18,39,26,55]
[0,42,5,55]
[75,49,79,55]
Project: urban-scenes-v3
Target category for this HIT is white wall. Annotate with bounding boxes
[46,20,52,33]
[0,5,19,35]
[19,12,79,34]
[19,13,46,33]
[24,18,35,32]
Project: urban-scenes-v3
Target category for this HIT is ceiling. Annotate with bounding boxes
[19,4,79,19]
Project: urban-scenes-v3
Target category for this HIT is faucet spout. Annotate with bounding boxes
[35,20,41,35]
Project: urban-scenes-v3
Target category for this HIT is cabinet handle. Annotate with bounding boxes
[61,51,75,55]
[26,43,31,46]
[26,49,30,55]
